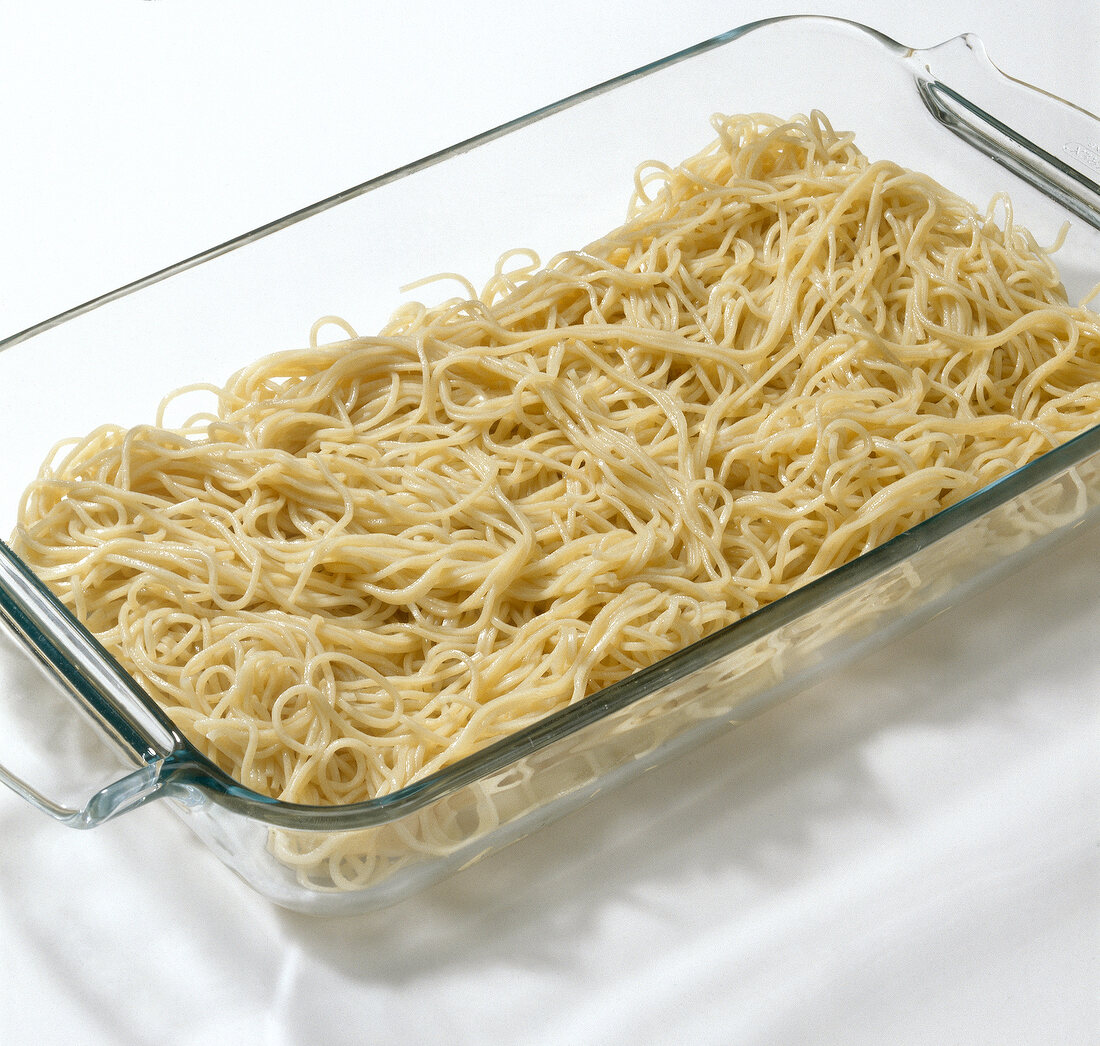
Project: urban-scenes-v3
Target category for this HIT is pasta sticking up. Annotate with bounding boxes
[13,112,1100,805]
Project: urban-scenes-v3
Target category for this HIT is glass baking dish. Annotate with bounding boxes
[0,16,1097,915]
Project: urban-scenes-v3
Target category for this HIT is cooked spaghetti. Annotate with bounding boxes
[13,111,1100,805]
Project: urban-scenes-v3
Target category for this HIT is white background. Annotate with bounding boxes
[0,3,1097,1044]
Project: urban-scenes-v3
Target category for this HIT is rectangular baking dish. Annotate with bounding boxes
[0,15,1097,915]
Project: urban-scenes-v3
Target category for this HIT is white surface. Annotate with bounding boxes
[0,3,1098,1044]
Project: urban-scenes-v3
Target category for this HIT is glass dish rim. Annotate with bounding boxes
[0,15,963,355]
[2,13,1098,832]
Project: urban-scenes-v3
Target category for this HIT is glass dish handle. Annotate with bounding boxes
[0,539,191,827]
[910,33,1100,230]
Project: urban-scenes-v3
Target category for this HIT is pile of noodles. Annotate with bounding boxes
[13,111,1100,805]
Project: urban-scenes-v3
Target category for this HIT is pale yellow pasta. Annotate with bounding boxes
[13,111,1100,805]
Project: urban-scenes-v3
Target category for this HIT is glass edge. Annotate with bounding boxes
[907,36,1100,230]
[0,538,181,763]
[0,15,910,355]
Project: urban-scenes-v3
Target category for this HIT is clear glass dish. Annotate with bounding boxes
[0,15,1097,915]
